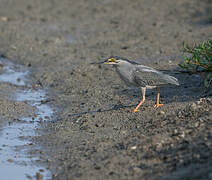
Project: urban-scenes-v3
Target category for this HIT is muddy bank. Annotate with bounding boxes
[0,0,212,179]
[0,58,53,179]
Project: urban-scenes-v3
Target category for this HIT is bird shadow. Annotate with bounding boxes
[67,104,137,118]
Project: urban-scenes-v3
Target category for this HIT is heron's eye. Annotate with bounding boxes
[108,58,116,63]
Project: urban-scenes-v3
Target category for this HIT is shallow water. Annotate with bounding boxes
[0,57,53,179]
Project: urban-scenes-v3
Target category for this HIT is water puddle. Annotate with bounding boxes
[0,57,53,179]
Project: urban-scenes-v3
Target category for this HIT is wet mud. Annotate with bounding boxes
[0,0,212,179]
[0,57,53,179]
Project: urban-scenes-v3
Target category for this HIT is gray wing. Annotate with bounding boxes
[133,66,178,87]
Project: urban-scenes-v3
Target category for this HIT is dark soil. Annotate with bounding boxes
[0,0,211,179]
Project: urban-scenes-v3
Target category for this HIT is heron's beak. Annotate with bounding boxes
[103,61,111,64]
[90,58,116,65]
[90,61,106,64]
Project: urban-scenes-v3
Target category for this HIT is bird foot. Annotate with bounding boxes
[131,109,139,113]
[154,103,163,108]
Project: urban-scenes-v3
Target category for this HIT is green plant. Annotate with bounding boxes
[179,40,212,89]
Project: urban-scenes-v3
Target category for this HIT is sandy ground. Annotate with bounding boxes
[0,0,212,179]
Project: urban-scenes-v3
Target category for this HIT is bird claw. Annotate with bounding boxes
[131,109,139,113]
[154,103,163,108]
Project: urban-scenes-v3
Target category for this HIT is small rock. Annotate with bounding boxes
[121,46,129,50]
[17,78,21,82]
[152,22,157,26]
[46,158,51,162]
[0,64,3,71]
[206,97,212,104]
[26,63,31,67]
[133,167,142,173]
[131,146,137,150]
[190,103,197,111]
[159,111,165,115]
[156,143,163,151]
[177,111,183,118]
[36,172,43,180]
[44,116,50,120]
[0,16,8,21]
[180,131,185,138]
[194,122,200,127]
[196,98,205,105]
[7,158,14,163]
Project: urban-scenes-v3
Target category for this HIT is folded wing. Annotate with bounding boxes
[133,66,179,87]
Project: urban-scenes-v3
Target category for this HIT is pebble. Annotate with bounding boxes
[36,172,43,180]
[177,111,183,118]
[0,16,8,21]
[131,146,137,150]
[180,131,185,138]
[0,64,3,71]
[159,111,165,115]
[196,98,205,105]
[206,97,212,104]
[156,143,163,151]
[7,158,14,163]
[190,103,198,111]
[194,122,200,128]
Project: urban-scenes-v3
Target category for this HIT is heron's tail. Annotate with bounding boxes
[166,75,180,86]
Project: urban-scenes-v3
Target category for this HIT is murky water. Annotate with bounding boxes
[0,57,53,179]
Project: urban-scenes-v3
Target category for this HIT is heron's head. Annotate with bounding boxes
[104,56,131,66]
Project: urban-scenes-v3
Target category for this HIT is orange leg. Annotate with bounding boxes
[154,87,163,108]
[133,87,146,112]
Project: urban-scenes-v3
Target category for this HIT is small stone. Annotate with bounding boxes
[26,63,31,67]
[0,64,3,71]
[0,17,8,21]
[7,159,14,163]
[44,116,50,120]
[133,167,142,173]
[190,103,197,111]
[206,98,212,104]
[196,98,205,105]
[121,46,129,50]
[152,22,157,26]
[17,78,21,82]
[156,143,163,151]
[159,111,165,115]
[46,158,51,162]
[194,122,200,127]
[122,131,127,135]
[177,111,183,118]
[180,131,185,138]
[131,146,137,150]
[36,172,43,180]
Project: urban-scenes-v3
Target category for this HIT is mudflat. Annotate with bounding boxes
[0,0,211,179]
